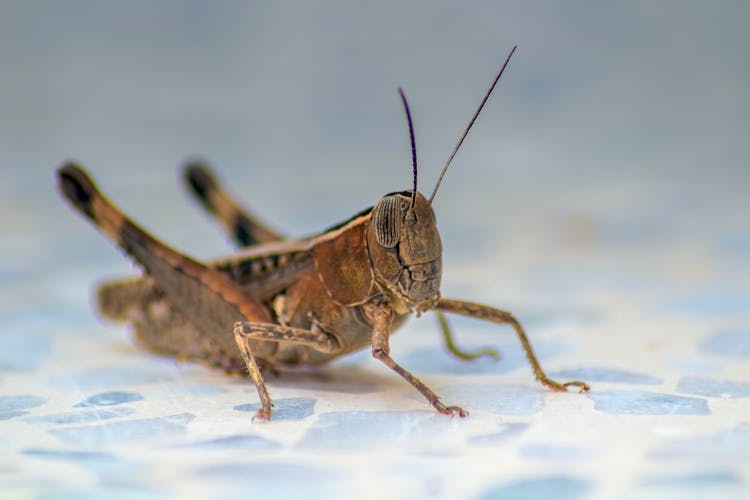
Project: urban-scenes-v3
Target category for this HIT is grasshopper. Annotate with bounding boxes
[57,47,588,421]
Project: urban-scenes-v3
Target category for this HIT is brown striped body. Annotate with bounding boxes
[86,178,416,371]
[57,48,590,421]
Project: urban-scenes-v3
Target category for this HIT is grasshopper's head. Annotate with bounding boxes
[371,49,515,312]
[367,190,441,313]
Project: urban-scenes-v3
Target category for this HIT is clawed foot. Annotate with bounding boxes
[542,378,590,393]
[252,406,272,423]
[434,402,469,418]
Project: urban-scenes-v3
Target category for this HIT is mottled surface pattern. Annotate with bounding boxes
[1,2,749,499]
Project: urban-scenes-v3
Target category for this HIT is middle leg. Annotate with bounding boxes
[232,321,343,420]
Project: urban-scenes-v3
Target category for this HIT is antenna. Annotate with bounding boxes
[398,87,418,209]
[428,45,517,204]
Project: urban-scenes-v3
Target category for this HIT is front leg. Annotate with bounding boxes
[369,305,468,417]
[437,311,500,362]
[436,298,590,392]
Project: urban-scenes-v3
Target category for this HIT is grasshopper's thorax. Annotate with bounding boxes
[367,191,442,314]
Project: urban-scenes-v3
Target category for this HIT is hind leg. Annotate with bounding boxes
[58,163,279,420]
[97,277,243,373]
[183,161,284,247]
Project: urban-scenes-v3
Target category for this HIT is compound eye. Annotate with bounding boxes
[373,196,401,248]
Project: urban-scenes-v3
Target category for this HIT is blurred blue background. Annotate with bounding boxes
[2,1,748,315]
[1,3,749,498]
[1,0,748,329]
